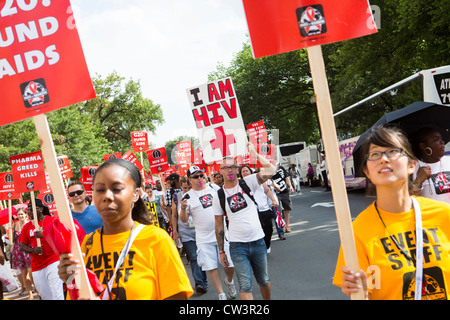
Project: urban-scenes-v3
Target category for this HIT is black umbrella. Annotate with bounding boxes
[352,101,450,177]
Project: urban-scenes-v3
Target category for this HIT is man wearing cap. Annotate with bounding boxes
[179,166,237,300]
[19,199,64,300]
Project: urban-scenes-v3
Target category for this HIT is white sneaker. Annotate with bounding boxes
[219,293,227,300]
[224,278,237,299]
[267,247,271,254]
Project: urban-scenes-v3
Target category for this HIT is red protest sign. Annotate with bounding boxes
[0,0,96,127]
[255,144,276,167]
[186,77,247,162]
[57,155,73,180]
[242,0,377,58]
[146,147,170,175]
[104,152,121,162]
[0,172,20,201]
[246,120,268,145]
[80,165,98,197]
[131,131,149,152]
[37,191,58,216]
[176,140,194,163]
[121,150,146,183]
[9,151,46,193]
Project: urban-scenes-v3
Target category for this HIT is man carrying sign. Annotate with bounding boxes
[19,199,64,300]
[213,143,276,300]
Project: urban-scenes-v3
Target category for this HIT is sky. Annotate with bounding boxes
[70,0,249,148]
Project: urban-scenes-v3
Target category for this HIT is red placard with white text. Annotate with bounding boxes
[80,165,98,196]
[104,152,121,162]
[242,0,377,58]
[10,151,46,193]
[0,0,96,126]
[0,172,21,201]
[57,155,73,180]
[146,147,170,175]
[246,121,268,145]
[131,131,149,152]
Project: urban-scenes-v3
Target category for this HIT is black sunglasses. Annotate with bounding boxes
[68,190,84,197]
[191,174,204,179]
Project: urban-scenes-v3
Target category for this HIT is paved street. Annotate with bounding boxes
[185,185,374,301]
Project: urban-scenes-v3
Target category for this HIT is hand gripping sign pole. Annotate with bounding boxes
[307,45,365,300]
[33,114,94,299]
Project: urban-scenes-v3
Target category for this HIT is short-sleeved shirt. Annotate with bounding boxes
[82,223,193,300]
[72,205,103,234]
[19,216,60,271]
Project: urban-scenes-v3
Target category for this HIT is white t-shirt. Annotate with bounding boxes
[213,174,265,243]
[253,183,270,212]
[185,185,221,244]
[413,155,450,204]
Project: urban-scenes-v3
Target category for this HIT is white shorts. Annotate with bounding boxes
[32,261,64,300]
[197,242,233,271]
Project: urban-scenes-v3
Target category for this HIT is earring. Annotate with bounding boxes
[425,147,433,156]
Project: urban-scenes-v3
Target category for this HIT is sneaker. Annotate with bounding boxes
[224,278,237,299]
[219,293,227,300]
[278,234,286,240]
[285,226,291,233]
[267,247,271,254]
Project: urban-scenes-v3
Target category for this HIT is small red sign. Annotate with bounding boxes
[57,155,73,180]
[9,151,46,193]
[131,131,149,152]
[246,120,268,145]
[146,147,170,175]
[0,172,21,201]
[80,165,98,197]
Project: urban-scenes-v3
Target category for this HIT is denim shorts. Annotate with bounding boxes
[229,238,270,292]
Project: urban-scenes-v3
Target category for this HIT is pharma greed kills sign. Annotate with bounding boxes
[10,151,46,193]
[186,77,247,163]
[242,0,377,58]
[0,0,96,126]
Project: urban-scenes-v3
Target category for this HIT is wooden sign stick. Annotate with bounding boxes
[33,114,94,299]
[29,191,42,253]
[307,45,365,300]
[8,199,13,253]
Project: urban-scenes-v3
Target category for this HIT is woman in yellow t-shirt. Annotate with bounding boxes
[334,126,450,300]
[58,158,193,300]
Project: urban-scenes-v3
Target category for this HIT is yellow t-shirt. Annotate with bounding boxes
[333,196,450,300]
[82,223,193,300]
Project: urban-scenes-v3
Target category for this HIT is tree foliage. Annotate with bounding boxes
[0,72,164,179]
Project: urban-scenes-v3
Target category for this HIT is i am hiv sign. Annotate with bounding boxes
[186,77,247,163]
[9,151,46,193]
[242,0,377,58]
[0,0,96,126]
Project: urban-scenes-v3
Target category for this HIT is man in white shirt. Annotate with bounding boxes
[214,143,276,300]
[180,166,236,300]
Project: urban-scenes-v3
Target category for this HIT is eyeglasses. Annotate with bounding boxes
[191,174,204,179]
[68,190,84,197]
[366,148,410,161]
[221,165,238,170]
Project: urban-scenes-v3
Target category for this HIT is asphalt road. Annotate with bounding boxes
[185,185,375,301]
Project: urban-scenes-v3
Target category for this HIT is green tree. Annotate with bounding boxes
[78,71,164,152]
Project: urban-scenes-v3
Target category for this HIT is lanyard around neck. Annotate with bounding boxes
[375,197,423,300]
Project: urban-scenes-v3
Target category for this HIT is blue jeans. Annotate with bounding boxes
[229,238,270,293]
[183,240,208,289]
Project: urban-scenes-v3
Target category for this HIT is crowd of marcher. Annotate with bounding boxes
[2,123,450,301]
